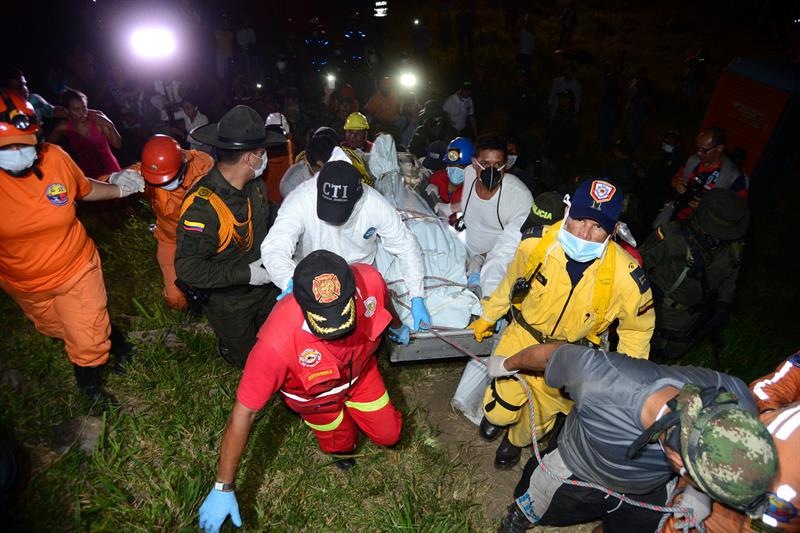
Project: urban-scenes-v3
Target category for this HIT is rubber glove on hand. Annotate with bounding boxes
[276,278,293,301]
[425,183,440,199]
[673,486,711,528]
[108,169,145,197]
[410,297,431,331]
[248,260,269,286]
[467,272,480,286]
[467,317,495,342]
[198,489,242,533]
[487,355,517,378]
[387,324,411,345]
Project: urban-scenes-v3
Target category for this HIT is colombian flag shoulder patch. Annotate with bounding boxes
[183,220,205,233]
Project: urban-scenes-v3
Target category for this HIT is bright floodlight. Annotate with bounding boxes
[256,83,263,89]
[130,27,176,59]
[399,72,417,88]
[326,74,336,83]
[413,19,420,25]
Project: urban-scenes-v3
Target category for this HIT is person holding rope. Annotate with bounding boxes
[486,342,777,533]
[469,178,655,469]
[260,159,430,342]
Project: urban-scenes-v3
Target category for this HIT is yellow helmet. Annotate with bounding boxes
[343,112,369,131]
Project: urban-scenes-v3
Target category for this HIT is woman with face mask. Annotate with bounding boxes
[467,178,655,471]
[103,135,214,309]
[0,89,145,408]
[47,88,121,179]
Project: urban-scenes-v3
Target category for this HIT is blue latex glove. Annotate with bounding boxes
[387,325,411,345]
[467,272,480,286]
[199,489,242,533]
[276,278,293,301]
[410,297,431,331]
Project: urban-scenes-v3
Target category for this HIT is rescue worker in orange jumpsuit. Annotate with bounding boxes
[112,135,213,309]
[197,250,403,533]
[662,350,800,533]
[0,90,144,404]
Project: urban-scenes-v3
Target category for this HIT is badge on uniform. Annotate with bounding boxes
[45,183,69,206]
[363,296,377,318]
[363,227,377,239]
[298,348,322,368]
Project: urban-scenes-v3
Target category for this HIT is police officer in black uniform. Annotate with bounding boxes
[175,105,286,368]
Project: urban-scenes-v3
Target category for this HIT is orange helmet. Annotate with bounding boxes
[141,134,184,186]
[0,90,39,147]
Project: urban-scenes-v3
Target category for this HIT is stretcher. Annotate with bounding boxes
[388,328,495,363]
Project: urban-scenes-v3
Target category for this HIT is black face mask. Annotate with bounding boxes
[479,167,503,190]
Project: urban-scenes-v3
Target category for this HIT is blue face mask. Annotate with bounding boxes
[557,224,609,262]
[447,166,465,185]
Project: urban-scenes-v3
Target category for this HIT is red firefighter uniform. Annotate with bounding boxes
[236,263,402,452]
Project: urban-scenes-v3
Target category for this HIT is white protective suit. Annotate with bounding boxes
[260,147,426,299]
[461,165,532,297]
[279,160,313,199]
[369,134,481,327]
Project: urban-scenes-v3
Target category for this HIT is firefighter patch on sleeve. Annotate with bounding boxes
[363,296,377,318]
[299,349,322,368]
[630,266,650,294]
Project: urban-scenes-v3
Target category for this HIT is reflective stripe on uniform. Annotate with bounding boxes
[753,361,794,400]
[344,391,389,412]
[279,374,360,402]
[304,410,345,432]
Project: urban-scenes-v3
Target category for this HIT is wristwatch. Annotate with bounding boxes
[214,481,235,492]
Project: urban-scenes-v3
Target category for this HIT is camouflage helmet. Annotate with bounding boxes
[675,384,777,516]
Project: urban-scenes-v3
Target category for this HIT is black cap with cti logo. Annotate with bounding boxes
[316,160,363,225]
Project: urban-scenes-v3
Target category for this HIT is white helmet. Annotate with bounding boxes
[265,112,290,136]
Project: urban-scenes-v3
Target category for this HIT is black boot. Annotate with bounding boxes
[494,433,522,470]
[331,452,356,471]
[479,416,504,442]
[73,364,117,409]
[109,325,135,375]
[499,503,534,532]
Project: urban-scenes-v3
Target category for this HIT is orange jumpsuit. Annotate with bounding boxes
[751,352,800,413]
[128,150,213,309]
[0,143,111,367]
[264,138,294,204]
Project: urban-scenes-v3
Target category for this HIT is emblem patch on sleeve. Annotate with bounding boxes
[629,266,650,294]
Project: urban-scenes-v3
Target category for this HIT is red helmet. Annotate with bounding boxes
[141,134,183,186]
[0,90,39,147]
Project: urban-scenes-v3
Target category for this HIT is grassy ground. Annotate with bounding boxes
[2,1,799,532]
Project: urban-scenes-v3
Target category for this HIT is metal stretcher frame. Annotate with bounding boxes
[388,329,495,363]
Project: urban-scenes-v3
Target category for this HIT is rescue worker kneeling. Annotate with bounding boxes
[469,178,655,469]
[198,250,402,533]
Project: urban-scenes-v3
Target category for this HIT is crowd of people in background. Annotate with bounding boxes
[3,1,800,533]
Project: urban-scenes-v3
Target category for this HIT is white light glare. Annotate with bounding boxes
[413,19,420,25]
[399,72,417,88]
[326,74,336,83]
[130,27,177,59]
[256,83,263,89]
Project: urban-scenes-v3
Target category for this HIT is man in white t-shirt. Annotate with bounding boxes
[459,134,532,296]
[442,82,478,137]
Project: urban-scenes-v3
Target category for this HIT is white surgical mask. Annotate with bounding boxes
[662,143,674,153]
[160,178,182,191]
[447,166,465,185]
[557,221,609,262]
[249,152,268,178]
[0,146,37,173]
[506,154,518,169]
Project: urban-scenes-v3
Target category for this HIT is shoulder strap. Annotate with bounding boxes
[520,219,563,282]
[180,186,253,253]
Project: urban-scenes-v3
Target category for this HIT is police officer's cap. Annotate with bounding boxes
[190,105,286,150]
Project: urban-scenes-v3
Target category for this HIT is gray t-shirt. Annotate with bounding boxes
[545,345,757,495]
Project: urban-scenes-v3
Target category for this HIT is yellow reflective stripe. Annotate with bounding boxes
[304,410,344,432]
[344,391,390,413]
